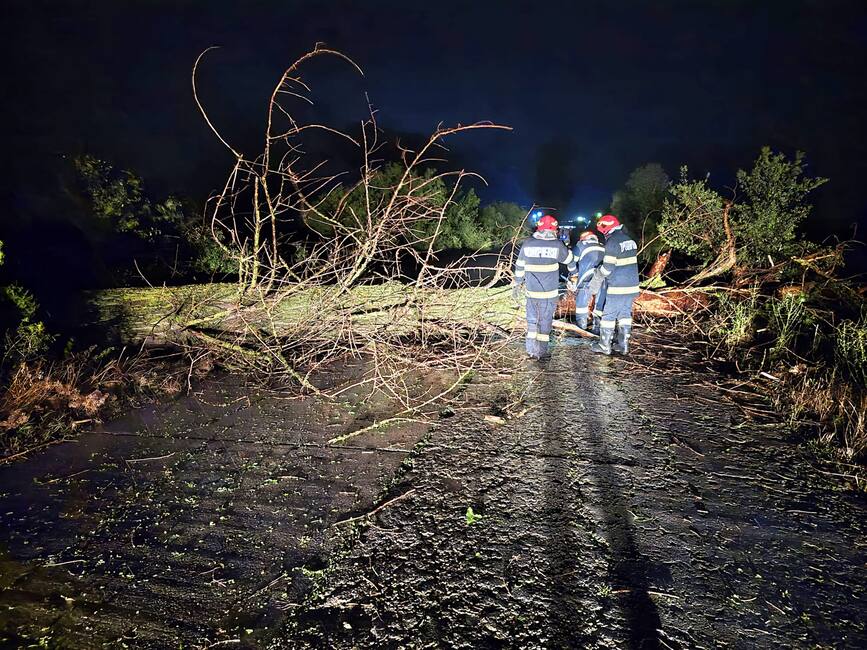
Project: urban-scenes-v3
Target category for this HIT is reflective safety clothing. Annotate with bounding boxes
[525,298,558,358]
[514,233,577,300]
[573,238,605,310]
[598,225,639,332]
[598,225,639,296]
[600,293,636,332]
[514,233,577,357]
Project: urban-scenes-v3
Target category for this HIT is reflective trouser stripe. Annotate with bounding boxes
[516,259,526,266]
[526,332,537,340]
[523,262,560,272]
[603,255,617,264]
[535,333,550,342]
[593,309,603,317]
[619,317,633,325]
[514,270,525,278]
[607,285,639,295]
[526,289,559,299]
[616,257,638,265]
[600,319,617,328]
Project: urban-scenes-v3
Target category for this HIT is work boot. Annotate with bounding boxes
[590,316,602,336]
[535,337,550,359]
[591,328,614,355]
[525,334,537,358]
[612,325,631,355]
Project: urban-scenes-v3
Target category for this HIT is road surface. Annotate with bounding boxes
[1,335,865,648]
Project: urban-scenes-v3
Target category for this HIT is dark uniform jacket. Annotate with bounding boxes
[514,234,577,300]
[598,226,639,295]
[573,237,605,283]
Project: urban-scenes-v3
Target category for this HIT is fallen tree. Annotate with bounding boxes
[182,45,522,394]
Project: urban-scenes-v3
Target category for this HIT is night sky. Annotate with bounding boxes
[5,0,867,259]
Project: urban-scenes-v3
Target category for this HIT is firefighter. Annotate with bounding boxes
[512,215,579,359]
[572,230,605,330]
[588,214,639,355]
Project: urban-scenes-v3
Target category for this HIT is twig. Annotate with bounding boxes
[332,488,417,526]
[125,452,177,464]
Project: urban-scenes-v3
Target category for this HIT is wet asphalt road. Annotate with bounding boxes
[277,340,867,649]
[1,338,866,648]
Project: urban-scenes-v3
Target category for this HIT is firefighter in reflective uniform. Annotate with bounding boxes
[589,214,639,355]
[512,215,578,359]
[572,230,605,330]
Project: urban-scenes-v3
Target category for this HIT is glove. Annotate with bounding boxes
[511,283,523,301]
[588,269,604,296]
[565,276,578,293]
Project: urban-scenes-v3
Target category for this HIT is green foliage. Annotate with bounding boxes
[465,506,482,525]
[73,155,237,275]
[660,167,728,264]
[478,201,527,247]
[428,188,483,250]
[3,284,39,322]
[177,215,237,275]
[766,292,810,359]
[660,149,827,273]
[313,163,524,251]
[735,147,828,267]
[835,311,867,386]
[1,284,54,363]
[74,154,150,235]
[709,291,758,350]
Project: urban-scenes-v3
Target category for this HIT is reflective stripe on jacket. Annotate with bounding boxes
[573,239,605,283]
[598,226,640,295]
[514,234,577,299]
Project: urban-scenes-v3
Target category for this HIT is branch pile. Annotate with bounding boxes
[182,46,518,392]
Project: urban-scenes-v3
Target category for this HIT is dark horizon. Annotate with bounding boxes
[4,0,867,251]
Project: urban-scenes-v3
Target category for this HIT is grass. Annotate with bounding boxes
[767,293,809,358]
[709,290,758,350]
[835,310,867,386]
[704,289,867,472]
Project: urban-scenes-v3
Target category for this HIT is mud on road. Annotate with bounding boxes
[1,335,866,648]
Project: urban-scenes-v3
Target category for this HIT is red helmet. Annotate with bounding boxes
[536,215,558,232]
[579,230,598,242]
[596,214,621,235]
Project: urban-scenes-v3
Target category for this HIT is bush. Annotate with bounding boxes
[660,168,729,265]
[659,149,827,276]
[1,282,54,367]
[735,148,828,267]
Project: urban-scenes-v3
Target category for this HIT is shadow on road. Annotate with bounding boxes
[540,354,663,649]
[539,410,591,647]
